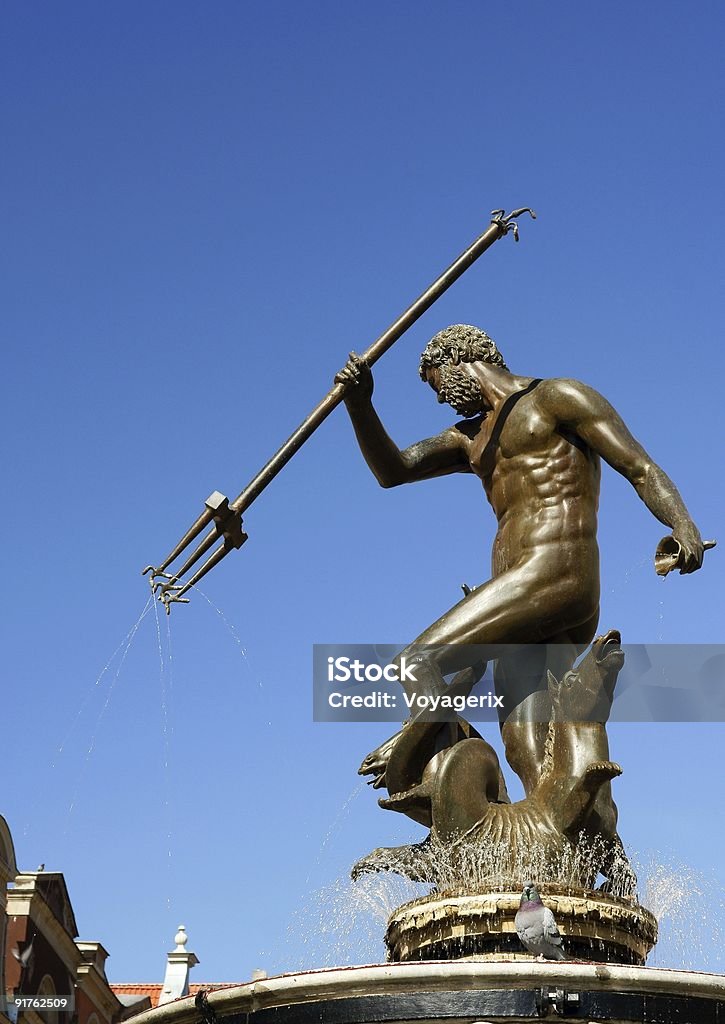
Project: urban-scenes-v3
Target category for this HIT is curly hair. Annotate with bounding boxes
[419,324,508,380]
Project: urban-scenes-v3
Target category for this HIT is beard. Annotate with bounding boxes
[436,364,483,417]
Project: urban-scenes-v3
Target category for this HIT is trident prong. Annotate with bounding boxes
[143,569,183,604]
[144,570,191,611]
[159,587,191,613]
[490,207,537,242]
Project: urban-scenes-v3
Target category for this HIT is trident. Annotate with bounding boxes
[143,207,536,611]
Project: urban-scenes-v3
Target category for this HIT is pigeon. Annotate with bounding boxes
[12,939,34,969]
[514,881,567,960]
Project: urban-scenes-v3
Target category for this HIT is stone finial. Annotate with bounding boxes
[158,925,199,1005]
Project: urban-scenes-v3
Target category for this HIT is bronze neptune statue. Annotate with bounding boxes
[145,211,714,959]
[336,324,711,893]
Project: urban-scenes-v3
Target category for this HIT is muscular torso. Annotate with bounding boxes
[459,380,602,578]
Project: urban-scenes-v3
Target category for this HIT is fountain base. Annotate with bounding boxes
[133,961,725,1024]
[385,885,657,965]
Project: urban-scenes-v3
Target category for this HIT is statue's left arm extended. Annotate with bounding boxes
[549,379,705,572]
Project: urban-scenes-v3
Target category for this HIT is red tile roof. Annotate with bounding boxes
[111,984,240,1009]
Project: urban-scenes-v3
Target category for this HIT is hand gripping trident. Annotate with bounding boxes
[143,207,536,611]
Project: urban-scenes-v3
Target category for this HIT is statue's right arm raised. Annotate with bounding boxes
[335,353,471,488]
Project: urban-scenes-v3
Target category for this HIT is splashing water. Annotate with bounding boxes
[607,555,650,601]
[176,581,262,687]
[153,590,175,912]
[304,782,366,888]
[53,596,154,765]
[61,598,156,828]
[274,849,725,973]
[637,853,725,972]
[350,831,637,901]
[273,872,426,971]
[18,597,155,841]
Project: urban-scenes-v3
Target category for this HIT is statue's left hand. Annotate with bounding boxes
[672,521,705,573]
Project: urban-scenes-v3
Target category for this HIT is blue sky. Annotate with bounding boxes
[2,1,724,983]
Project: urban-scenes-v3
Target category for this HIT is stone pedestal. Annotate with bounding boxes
[385,885,657,965]
[128,961,725,1024]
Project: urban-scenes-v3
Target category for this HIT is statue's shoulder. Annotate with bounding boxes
[534,377,602,412]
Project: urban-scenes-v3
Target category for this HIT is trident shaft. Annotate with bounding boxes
[143,207,536,610]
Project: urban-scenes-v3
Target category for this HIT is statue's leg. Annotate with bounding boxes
[374,562,598,797]
[394,561,598,684]
[497,672,552,795]
[499,612,600,794]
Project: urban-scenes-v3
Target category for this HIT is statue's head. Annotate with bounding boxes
[419,324,508,417]
[419,324,508,378]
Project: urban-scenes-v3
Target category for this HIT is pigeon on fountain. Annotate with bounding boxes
[514,881,567,960]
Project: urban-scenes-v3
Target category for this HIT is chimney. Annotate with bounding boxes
[158,926,199,1005]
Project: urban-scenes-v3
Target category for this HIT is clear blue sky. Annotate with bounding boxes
[2,0,724,983]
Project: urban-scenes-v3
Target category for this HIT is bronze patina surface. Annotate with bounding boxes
[339,321,712,929]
